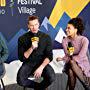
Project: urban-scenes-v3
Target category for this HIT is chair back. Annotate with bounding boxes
[0,63,5,79]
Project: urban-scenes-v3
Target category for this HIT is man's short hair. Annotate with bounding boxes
[28,16,39,24]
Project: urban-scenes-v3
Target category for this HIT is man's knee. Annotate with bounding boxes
[17,71,25,86]
[43,65,56,84]
[17,76,27,87]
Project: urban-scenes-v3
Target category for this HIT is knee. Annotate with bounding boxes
[70,60,74,64]
[17,76,26,86]
[44,65,56,84]
[17,71,25,86]
[70,60,76,66]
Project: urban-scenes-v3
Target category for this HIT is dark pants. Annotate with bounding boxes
[17,62,55,90]
[65,60,90,90]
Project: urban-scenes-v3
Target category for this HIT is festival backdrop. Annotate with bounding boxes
[0,0,90,63]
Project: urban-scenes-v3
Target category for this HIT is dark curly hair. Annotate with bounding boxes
[68,17,85,35]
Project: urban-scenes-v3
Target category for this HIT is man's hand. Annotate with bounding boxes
[32,41,38,49]
[34,65,44,79]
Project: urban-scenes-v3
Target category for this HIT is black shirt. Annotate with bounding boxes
[18,31,53,66]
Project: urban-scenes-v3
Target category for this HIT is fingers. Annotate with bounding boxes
[56,58,59,62]
[34,72,41,79]
[32,41,38,49]
[56,57,62,62]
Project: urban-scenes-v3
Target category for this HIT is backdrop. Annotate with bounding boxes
[0,0,90,85]
[0,0,90,63]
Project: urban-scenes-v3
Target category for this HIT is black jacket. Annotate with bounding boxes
[18,31,53,65]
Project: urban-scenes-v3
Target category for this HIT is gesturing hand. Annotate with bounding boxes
[32,41,38,49]
[34,65,44,79]
[56,57,63,62]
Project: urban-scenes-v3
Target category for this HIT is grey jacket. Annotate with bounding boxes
[0,32,8,76]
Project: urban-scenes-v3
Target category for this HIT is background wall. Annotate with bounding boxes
[0,0,90,86]
[0,0,90,62]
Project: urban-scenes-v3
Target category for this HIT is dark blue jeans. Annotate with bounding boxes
[17,62,55,90]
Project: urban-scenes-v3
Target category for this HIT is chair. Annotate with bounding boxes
[0,63,6,90]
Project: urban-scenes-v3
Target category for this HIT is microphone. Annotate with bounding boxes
[31,37,39,42]
[31,33,39,49]
[67,42,74,59]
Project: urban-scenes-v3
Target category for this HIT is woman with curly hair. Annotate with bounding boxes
[57,17,90,90]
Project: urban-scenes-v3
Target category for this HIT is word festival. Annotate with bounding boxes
[17,0,42,5]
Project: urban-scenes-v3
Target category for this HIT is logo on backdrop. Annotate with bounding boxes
[17,0,43,15]
[0,0,6,14]
[0,0,43,16]
[0,0,6,6]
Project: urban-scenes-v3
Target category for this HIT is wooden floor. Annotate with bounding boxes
[2,73,84,90]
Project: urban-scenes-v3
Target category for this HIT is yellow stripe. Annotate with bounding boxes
[63,0,90,18]
[49,0,64,28]
[0,0,6,6]
[49,0,90,28]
